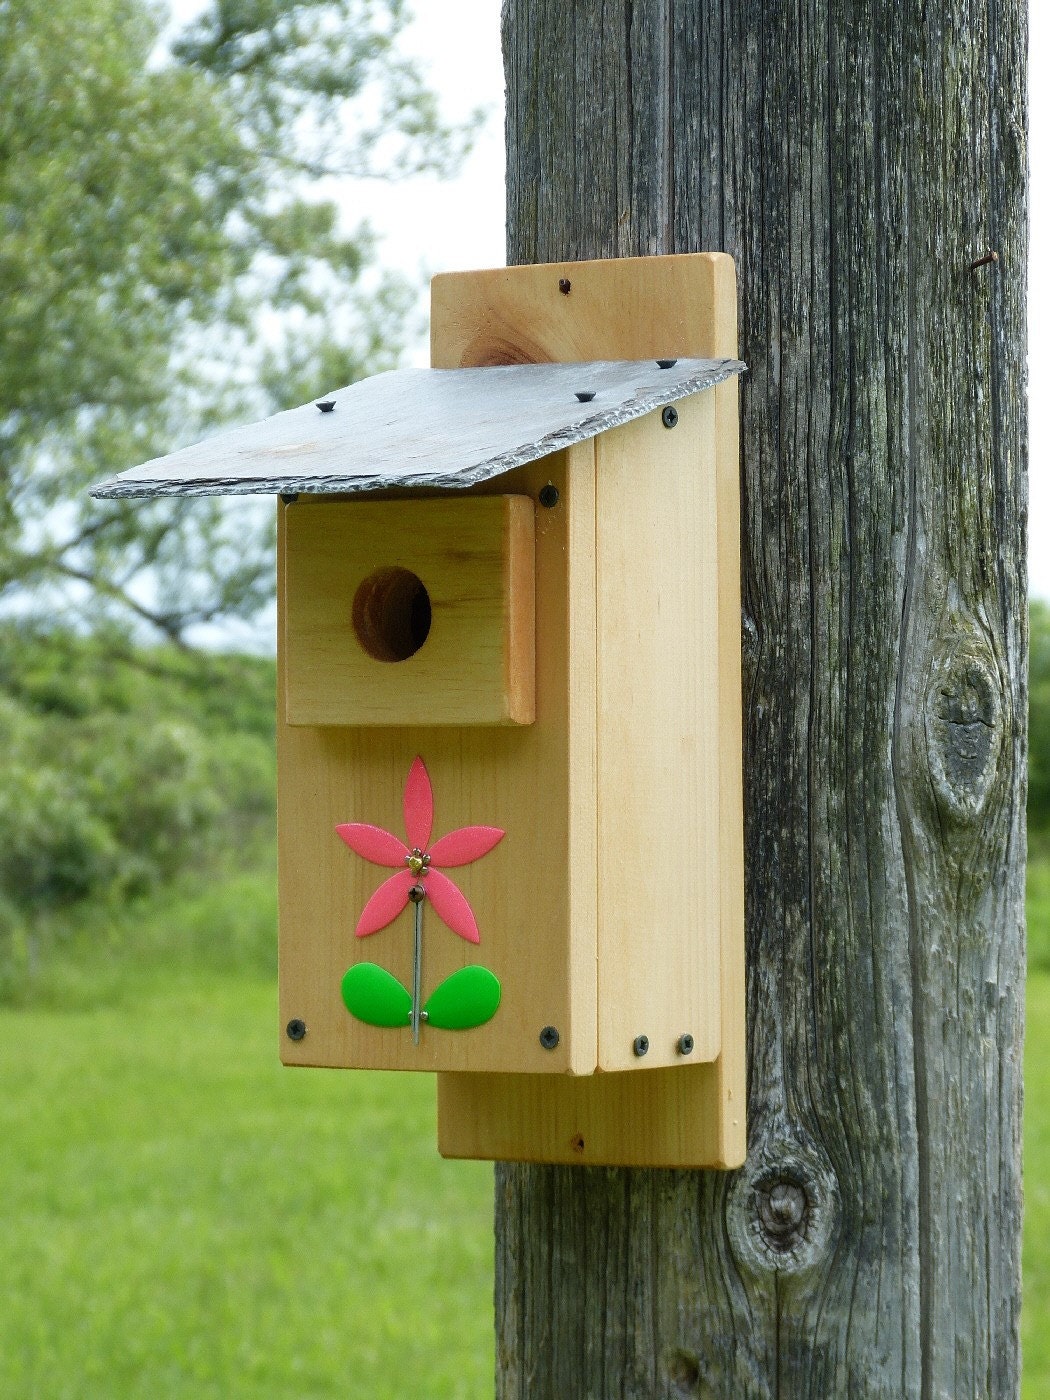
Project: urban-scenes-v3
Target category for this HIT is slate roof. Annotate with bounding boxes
[91,357,744,499]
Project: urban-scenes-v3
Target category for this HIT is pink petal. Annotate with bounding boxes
[335,823,409,867]
[424,869,481,944]
[403,756,434,851]
[428,826,505,867]
[356,870,416,937]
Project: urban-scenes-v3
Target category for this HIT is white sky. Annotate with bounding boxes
[169,0,1047,600]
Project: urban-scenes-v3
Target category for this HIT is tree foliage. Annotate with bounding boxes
[0,0,472,641]
[0,620,279,999]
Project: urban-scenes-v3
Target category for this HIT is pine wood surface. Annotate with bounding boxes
[494,2,1027,1397]
[277,449,599,1075]
[432,252,745,1163]
[282,495,535,726]
[592,399,721,1071]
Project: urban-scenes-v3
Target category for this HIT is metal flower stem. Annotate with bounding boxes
[409,885,425,1044]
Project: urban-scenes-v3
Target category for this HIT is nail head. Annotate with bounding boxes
[316,399,336,413]
[575,390,596,403]
[656,358,677,369]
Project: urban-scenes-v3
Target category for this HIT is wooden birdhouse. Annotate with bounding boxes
[92,252,746,1169]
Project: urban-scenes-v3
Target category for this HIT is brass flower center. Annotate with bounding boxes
[406,849,430,876]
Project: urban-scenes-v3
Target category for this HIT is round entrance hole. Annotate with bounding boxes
[352,566,432,662]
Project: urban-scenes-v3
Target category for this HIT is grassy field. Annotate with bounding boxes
[1,864,1047,1396]
[0,972,493,1399]
[1025,972,1050,1395]
[1023,849,1050,1397]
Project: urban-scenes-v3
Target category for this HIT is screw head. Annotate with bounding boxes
[677,1033,695,1056]
[575,390,596,403]
[656,358,678,369]
[286,1018,307,1042]
[408,884,426,904]
[540,1025,560,1050]
[538,483,560,508]
[281,493,299,505]
[558,277,571,294]
[633,1034,650,1057]
[661,405,679,429]
[316,399,336,413]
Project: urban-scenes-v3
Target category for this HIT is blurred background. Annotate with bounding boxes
[0,2,1045,1396]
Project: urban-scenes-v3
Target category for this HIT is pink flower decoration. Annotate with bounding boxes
[336,757,504,944]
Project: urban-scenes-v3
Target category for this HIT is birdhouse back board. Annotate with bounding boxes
[430,251,745,1167]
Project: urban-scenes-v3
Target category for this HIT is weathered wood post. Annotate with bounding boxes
[496,3,1027,1395]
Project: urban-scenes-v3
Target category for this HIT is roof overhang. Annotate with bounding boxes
[90,357,744,500]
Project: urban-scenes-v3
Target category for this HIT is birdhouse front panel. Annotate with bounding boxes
[277,444,602,1076]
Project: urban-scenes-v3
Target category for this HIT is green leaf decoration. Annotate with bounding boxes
[423,966,501,1030]
[341,963,412,1028]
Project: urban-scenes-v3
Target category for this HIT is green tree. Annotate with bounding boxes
[0,0,472,641]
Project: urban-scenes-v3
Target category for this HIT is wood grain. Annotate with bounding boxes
[592,401,721,1070]
[494,1,1027,1397]
[282,495,535,726]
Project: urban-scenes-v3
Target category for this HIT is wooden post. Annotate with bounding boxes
[496,3,1027,1396]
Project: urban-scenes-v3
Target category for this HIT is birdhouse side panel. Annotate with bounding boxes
[593,399,723,1071]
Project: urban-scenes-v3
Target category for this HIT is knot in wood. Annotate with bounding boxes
[925,642,1004,824]
[667,1349,701,1398]
[756,1179,809,1250]
[728,1131,840,1278]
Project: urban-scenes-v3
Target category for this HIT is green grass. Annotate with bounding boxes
[1025,971,1050,1396]
[1025,851,1050,1397]
[0,974,493,1399]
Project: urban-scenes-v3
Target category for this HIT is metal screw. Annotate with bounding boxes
[662,405,679,429]
[633,1034,650,1057]
[408,884,426,904]
[575,390,595,403]
[656,358,678,369]
[538,483,560,508]
[316,399,336,413]
[558,278,572,294]
[677,1033,695,1056]
[281,493,299,505]
[540,1026,560,1050]
[286,1018,307,1041]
